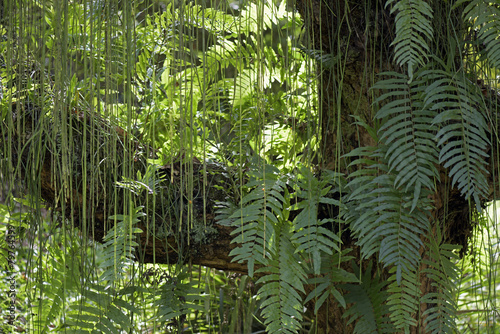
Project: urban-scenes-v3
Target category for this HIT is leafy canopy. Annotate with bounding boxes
[1,0,500,333]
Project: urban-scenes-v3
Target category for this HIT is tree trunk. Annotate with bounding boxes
[293,0,483,332]
[294,0,386,331]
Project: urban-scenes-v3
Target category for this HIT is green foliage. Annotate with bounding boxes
[346,148,429,331]
[345,62,484,331]
[223,163,353,332]
[225,163,285,277]
[130,0,313,167]
[27,229,87,332]
[386,0,434,80]
[152,268,206,326]
[427,68,490,210]
[256,225,307,334]
[99,205,145,284]
[422,226,460,334]
[341,262,395,334]
[461,0,500,70]
[386,266,420,329]
[3,0,500,333]
[22,205,210,333]
[372,70,439,211]
[305,249,357,313]
[456,204,500,333]
[346,145,430,284]
[64,284,139,333]
[291,167,344,275]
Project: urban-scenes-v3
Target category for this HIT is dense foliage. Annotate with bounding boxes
[0,0,500,333]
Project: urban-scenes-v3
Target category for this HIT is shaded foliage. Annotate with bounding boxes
[1,0,500,333]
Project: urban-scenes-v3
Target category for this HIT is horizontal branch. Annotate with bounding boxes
[4,103,254,273]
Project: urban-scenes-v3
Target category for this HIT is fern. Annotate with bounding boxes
[346,140,429,331]
[364,60,486,330]
[27,230,84,333]
[240,2,278,33]
[386,0,434,82]
[298,47,340,70]
[291,166,343,275]
[230,67,262,108]
[386,0,434,81]
[345,146,383,260]
[421,226,460,333]
[60,206,146,333]
[371,172,429,283]
[425,68,489,210]
[152,268,206,326]
[290,168,358,314]
[227,164,351,332]
[305,249,357,314]
[386,266,420,330]
[255,225,307,334]
[461,0,500,70]
[372,70,439,212]
[99,205,145,284]
[346,146,430,284]
[203,39,258,81]
[186,3,241,36]
[31,261,67,333]
[228,164,285,277]
[341,262,395,334]
[183,1,279,38]
[64,284,137,333]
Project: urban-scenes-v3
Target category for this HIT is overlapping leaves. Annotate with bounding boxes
[426,69,490,210]
[461,0,500,70]
[386,0,434,80]
[217,164,284,277]
[372,71,439,212]
[256,226,307,334]
[422,227,460,334]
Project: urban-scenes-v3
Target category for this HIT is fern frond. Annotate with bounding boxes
[65,284,132,333]
[240,2,276,33]
[28,236,84,333]
[291,166,343,274]
[421,226,460,333]
[37,267,65,334]
[344,146,384,260]
[376,188,430,282]
[228,164,285,277]
[386,267,420,330]
[187,4,240,36]
[427,70,489,210]
[462,0,500,70]
[100,206,145,284]
[298,47,340,70]
[341,262,396,334]
[305,249,357,313]
[373,71,439,212]
[204,39,257,79]
[256,225,307,334]
[386,0,434,80]
[346,145,430,286]
[230,67,262,107]
[153,269,206,324]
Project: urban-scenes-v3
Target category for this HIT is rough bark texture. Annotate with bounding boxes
[5,102,245,272]
[294,0,389,332]
[294,0,487,332]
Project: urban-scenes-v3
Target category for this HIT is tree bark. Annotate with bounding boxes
[294,0,477,332]
[294,0,389,331]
